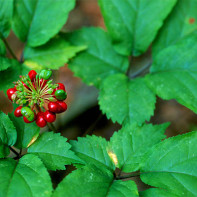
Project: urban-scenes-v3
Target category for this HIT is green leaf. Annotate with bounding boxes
[53,165,139,197]
[24,37,86,70]
[98,0,177,56]
[0,57,23,93]
[28,132,82,171]
[0,139,10,158]
[8,112,40,149]
[0,39,6,56]
[0,154,52,197]
[70,135,115,171]
[99,74,156,125]
[0,111,17,146]
[12,0,75,47]
[109,123,168,172]
[0,0,13,38]
[153,0,197,57]
[146,34,197,114]
[140,188,178,197]
[67,27,129,87]
[141,131,197,197]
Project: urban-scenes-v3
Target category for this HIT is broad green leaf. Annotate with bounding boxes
[24,37,86,70]
[0,39,6,56]
[67,27,129,87]
[140,188,178,197]
[53,165,139,197]
[0,139,10,158]
[98,0,177,56]
[107,180,139,197]
[0,111,17,146]
[153,0,197,57]
[109,123,168,172]
[0,154,52,197]
[141,131,197,197]
[146,34,197,114]
[70,135,115,171]
[8,112,40,149]
[0,0,13,38]
[12,0,75,47]
[99,74,156,125]
[0,57,22,93]
[28,132,82,171]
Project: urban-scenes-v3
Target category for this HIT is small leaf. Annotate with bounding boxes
[153,0,197,57]
[70,135,115,171]
[146,34,197,114]
[8,112,40,149]
[141,131,197,196]
[0,154,52,197]
[53,165,139,197]
[109,123,168,172]
[67,27,129,88]
[12,0,75,47]
[28,132,83,171]
[0,0,13,38]
[99,74,156,125]
[24,37,86,70]
[0,111,17,146]
[0,139,9,158]
[98,0,177,56]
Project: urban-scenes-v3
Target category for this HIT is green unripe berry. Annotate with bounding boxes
[55,89,67,101]
[40,69,52,80]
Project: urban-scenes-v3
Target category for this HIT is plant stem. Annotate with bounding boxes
[116,171,141,180]
[9,147,20,157]
[1,36,18,60]
[47,122,58,133]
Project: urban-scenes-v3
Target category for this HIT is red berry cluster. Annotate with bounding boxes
[7,69,67,127]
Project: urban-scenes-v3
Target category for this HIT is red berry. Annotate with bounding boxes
[44,110,56,123]
[36,112,47,127]
[52,83,66,94]
[7,88,16,101]
[39,78,48,88]
[57,101,67,113]
[48,102,62,113]
[23,116,34,123]
[14,106,23,117]
[28,70,37,81]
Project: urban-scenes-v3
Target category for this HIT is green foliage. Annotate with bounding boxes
[8,112,40,149]
[0,0,13,38]
[0,39,6,55]
[99,74,156,125]
[99,0,177,56]
[0,154,52,197]
[0,111,17,147]
[109,123,168,172]
[146,35,197,114]
[12,0,75,47]
[28,132,83,170]
[141,131,197,197]
[67,27,129,87]
[70,135,115,171]
[153,0,197,57]
[53,165,139,197]
[0,58,23,93]
[24,37,86,70]
[140,188,178,197]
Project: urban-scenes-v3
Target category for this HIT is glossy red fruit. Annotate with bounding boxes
[14,106,23,117]
[52,83,66,94]
[56,101,67,113]
[36,112,47,127]
[23,116,34,123]
[28,70,37,81]
[48,102,62,113]
[44,110,56,122]
[7,88,16,101]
